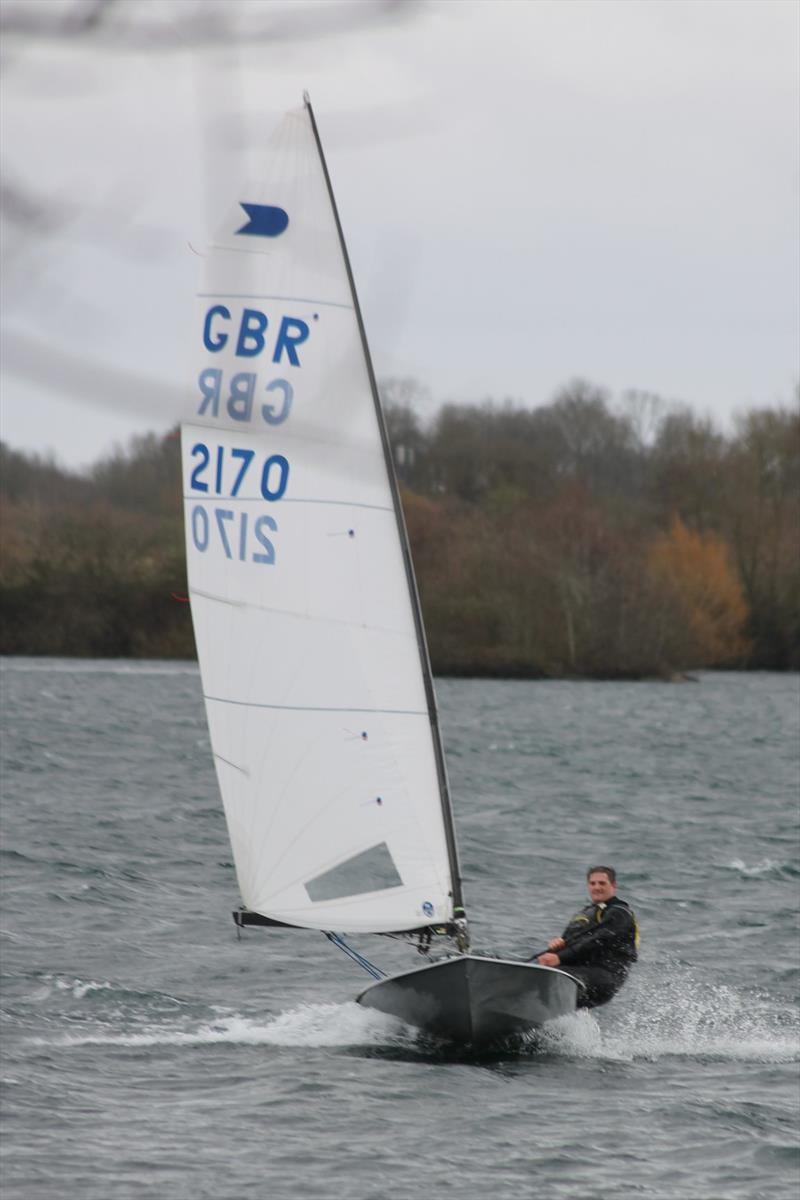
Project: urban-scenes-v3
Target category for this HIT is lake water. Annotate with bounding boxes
[1,661,798,1199]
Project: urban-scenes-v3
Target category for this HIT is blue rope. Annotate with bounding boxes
[324,932,386,980]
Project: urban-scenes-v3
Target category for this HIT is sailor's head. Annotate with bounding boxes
[587,865,617,904]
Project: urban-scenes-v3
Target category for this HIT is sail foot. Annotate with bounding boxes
[232,907,460,940]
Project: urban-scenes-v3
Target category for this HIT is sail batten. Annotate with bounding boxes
[213,753,249,776]
[182,100,462,934]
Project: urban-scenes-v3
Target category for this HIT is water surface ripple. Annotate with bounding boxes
[1,662,798,1199]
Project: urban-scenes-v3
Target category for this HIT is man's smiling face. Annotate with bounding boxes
[587,872,616,903]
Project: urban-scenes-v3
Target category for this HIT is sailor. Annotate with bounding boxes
[536,865,639,1008]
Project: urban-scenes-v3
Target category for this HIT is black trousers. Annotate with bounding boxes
[565,965,627,1009]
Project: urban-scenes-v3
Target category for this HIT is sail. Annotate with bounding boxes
[181,102,459,933]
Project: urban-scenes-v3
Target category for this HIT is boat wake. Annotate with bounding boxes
[28,973,799,1064]
[538,976,799,1064]
[30,999,408,1050]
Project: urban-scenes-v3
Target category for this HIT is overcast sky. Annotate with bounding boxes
[1,0,798,470]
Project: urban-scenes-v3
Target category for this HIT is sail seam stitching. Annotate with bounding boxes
[189,588,414,637]
[197,291,353,310]
[203,695,427,715]
[182,495,393,511]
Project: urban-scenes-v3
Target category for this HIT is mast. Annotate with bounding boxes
[302,95,468,941]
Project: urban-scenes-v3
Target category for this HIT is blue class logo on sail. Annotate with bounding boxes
[236,203,289,238]
[196,201,311,429]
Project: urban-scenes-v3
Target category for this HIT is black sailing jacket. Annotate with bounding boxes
[557,896,639,975]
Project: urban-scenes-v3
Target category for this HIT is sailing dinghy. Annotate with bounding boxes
[181,96,580,1043]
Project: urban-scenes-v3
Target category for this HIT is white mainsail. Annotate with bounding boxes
[181,102,459,933]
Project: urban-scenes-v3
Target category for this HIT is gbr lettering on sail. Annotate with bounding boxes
[196,304,313,428]
[186,292,317,567]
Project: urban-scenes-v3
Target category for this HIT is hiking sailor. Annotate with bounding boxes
[536,865,639,1008]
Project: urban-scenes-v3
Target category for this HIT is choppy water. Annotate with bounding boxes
[1,661,798,1200]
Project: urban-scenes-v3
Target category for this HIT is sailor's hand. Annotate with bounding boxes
[548,937,566,951]
[537,952,561,967]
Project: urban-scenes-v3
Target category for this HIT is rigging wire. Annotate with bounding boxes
[323,932,386,981]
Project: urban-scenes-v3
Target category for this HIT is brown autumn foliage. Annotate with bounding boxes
[720,408,800,668]
[647,516,750,669]
[1,384,796,675]
[0,448,191,658]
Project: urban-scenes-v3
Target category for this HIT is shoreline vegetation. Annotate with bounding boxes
[1,380,797,677]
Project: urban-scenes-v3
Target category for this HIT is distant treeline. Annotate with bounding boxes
[1,379,798,676]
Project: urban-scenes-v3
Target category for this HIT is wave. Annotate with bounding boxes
[23,975,191,1013]
[55,977,118,1001]
[726,858,798,880]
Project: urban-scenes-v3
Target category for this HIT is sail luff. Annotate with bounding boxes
[301,96,466,916]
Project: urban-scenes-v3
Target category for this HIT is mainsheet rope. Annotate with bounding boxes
[324,932,386,980]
